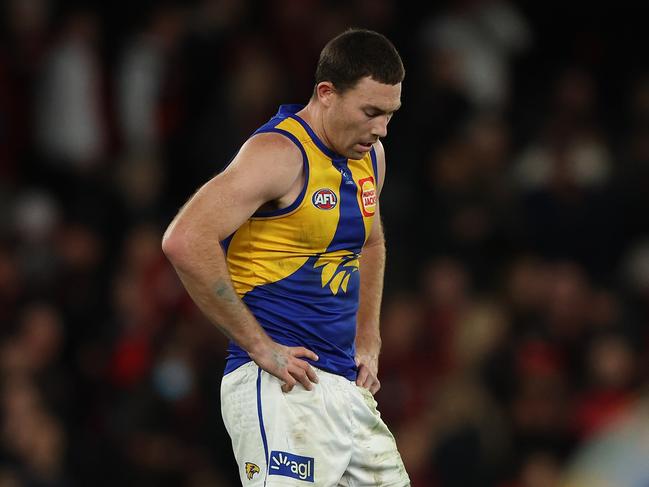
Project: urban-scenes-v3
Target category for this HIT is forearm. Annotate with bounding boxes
[167,238,271,355]
[356,238,385,358]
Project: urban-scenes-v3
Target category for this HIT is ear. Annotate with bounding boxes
[315,81,336,107]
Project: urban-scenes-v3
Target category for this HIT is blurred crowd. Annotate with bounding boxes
[1,0,648,486]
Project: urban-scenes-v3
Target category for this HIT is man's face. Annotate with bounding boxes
[325,76,401,159]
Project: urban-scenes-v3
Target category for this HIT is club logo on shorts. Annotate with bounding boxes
[312,189,337,210]
[269,450,314,482]
[245,462,260,480]
[358,177,376,216]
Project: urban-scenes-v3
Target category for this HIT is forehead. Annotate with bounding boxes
[343,76,402,111]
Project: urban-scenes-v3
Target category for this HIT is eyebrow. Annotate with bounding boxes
[363,103,401,114]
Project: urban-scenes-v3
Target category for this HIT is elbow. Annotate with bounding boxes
[161,224,189,268]
[162,217,225,271]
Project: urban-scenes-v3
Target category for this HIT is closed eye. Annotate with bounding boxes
[363,105,399,119]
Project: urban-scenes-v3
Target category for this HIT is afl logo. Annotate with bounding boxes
[312,189,338,210]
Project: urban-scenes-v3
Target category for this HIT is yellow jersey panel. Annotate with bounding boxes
[223,104,378,380]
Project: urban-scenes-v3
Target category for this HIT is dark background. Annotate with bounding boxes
[1,1,649,486]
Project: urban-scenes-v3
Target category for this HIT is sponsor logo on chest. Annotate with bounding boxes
[358,177,376,216]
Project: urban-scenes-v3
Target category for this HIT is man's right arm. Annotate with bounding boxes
[162,133,318,392]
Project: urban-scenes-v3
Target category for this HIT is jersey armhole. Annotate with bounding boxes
[252,128,309,218]
[369,146,379,184]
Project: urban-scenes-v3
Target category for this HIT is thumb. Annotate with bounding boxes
[355,357,361,367]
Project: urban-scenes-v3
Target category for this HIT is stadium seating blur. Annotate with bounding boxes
[1,2,648,486]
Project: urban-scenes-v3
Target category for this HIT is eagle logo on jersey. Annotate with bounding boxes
[312,188,338,210]
[245,462,260,480]
[314,250,359,295]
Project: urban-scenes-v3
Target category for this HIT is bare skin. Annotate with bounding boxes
[163,76,400,393]
[355,189,386,393]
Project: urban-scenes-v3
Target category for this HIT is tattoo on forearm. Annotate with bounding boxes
[212,280,238,303]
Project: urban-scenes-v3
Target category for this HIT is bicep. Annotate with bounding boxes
[373,140,387,196]
[364,202,384,248]
[171,133,302,240]
[364,142,386,247]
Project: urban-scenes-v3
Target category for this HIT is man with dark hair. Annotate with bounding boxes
[163,28,409,486]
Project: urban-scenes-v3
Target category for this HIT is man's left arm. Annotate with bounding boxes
[355,141,387,394]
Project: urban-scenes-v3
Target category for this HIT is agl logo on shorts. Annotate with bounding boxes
[312,189,337,210]
[269,450,314,482]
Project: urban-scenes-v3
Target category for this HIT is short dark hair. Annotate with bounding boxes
[315,28,405,94]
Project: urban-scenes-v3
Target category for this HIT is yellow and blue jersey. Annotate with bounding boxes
[222,104,379,380]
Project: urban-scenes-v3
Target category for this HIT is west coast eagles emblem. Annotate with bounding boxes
[245,462,260,480]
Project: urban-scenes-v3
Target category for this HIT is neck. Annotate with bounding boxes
[297,101,335,153]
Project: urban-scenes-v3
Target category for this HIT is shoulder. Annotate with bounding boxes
[240,131,303,166]
[373,139,386,163]
[220,131,304,201]
[227,131,304,178]
[371,140,387,192]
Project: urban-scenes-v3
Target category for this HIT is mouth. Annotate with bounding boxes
[356,141,375,152]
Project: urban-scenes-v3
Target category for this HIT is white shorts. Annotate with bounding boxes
[221,361,410,487]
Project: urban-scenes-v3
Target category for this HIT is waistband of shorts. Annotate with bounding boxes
[312,365,356,388]
[238,361,356,389]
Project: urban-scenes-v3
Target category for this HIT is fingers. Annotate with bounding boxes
[289,360,318,391]
[281,368,314,393]
[255,344,320,393]
[356,364,370,388]
[281,348,319,393]
[356,364,380,395]
[305,364,319,384]
[292,347,319,362]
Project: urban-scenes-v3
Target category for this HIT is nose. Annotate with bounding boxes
[371,115,389,138]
